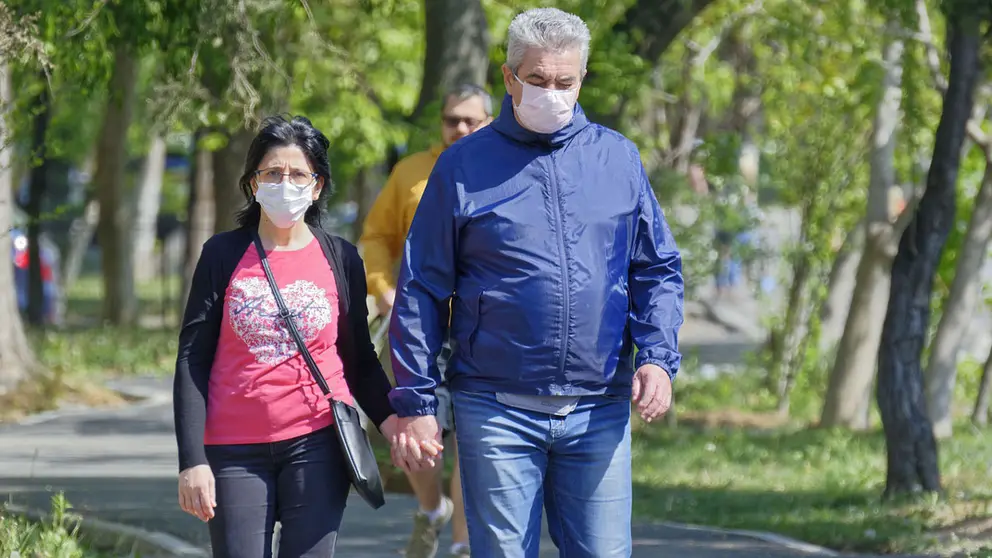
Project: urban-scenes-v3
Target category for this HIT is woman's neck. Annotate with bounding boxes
[257,218,314,250]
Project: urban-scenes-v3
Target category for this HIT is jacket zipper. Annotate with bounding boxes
[547,154,570,379]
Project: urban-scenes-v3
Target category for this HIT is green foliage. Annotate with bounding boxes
[0,494,102,558]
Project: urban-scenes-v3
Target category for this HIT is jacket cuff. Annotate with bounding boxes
[388,388,439,418]
[635,349,681,382]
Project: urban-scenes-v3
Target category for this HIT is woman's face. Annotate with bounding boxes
[251,145,323,200]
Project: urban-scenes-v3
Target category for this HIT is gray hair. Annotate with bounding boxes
[443,84,493,116]
[506,8,591,72]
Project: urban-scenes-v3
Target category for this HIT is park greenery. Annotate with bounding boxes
[2,0,992,555]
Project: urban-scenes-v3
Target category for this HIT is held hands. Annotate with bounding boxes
[632,364,673,423]
[178,464,216,522]
[381,414,444,472]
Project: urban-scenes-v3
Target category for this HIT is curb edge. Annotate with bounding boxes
[3,503,209,558]
[655,520,841,556]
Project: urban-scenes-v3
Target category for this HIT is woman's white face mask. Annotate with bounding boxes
[512,74,578,134]
[255,181,314,229]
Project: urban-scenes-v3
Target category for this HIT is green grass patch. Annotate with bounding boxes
[629,370,992,555]
[2,274,179,422]
[30,326,177,379]
[0,494,107,558]
[30,272,180,380]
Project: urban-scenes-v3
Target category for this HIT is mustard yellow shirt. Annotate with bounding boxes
[359,145,444,300]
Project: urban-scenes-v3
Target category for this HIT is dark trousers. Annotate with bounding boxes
[205,427,351,558]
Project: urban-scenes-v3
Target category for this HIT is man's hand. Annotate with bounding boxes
[178,464,216,522]
[632,364,673,423]
[378,289,396,317]
[390,415,444,472]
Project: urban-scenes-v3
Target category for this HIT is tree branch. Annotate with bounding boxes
[615,0,718,62]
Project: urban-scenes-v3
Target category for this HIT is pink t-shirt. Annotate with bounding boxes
[204,238,354,445]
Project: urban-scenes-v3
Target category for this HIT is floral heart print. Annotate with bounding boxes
[227,276,333,365]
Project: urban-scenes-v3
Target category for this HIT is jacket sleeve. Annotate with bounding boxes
[173,238,223,472]
[340,241,395,428]
[387,155,459,417]
[628,147,685,381]
[358,169,404,301]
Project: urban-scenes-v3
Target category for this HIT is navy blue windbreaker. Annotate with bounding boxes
[388,94,684,417]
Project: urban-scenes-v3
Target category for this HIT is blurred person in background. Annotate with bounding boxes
[360,84,494,558]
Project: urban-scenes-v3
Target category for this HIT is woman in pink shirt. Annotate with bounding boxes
[173,115,439,557]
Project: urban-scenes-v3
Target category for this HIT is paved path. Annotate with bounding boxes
[0,373,874,557]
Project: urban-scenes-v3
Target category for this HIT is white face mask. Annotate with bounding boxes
[512,74,579,134]
[255,181,315,229]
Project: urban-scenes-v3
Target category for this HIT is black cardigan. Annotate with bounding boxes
[173,225,394,471]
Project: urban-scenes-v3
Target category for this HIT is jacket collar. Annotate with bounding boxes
[491,94,589,148]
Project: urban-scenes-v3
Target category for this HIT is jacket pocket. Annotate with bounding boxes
[467,291,483,358]
[453,290,483,360]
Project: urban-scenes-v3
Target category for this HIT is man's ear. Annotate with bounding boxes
[501,63,514,91]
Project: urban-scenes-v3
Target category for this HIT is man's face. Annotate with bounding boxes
[502,47,584,106]
[441,95,492,146]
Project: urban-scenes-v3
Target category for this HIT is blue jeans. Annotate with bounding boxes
[204,427,351,558]
[452,390,632,558]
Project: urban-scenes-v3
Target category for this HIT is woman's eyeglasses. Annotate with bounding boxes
[255,168,318,187]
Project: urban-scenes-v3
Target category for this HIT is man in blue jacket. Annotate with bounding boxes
[388,6,684,557]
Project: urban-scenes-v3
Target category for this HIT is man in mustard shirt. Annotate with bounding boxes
[360,84,492,558]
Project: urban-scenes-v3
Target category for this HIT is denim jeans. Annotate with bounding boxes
[452,390,633,558]
[204,427,351,558]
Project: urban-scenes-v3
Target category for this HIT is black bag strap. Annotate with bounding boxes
[252,231,334,399]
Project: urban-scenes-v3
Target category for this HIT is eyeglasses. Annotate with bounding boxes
[442,115,485,129]
[255,168,318,187]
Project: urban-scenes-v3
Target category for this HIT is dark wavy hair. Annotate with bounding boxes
[235,115,334,228]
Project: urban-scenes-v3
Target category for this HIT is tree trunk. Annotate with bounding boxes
[180,131,215,311]
[877,14,983,498]
[819,220,865,351]
[926,158,992,438]
[774,252,811,403]
[0,57,38,392]
[821,38,905,430]
[95,45,139,325]
[26,71,51,326]
[212,127,253,234]
[411,0,489,121]
[132,134,166,282]
[972,344,992,426]
[61,197,98,292]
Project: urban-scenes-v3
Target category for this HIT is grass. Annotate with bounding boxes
[0,494,108,558]
[1,274,178,422]
[622,363,992,556]
[629,415,992,554]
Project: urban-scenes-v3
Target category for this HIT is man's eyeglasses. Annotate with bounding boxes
[255,168,318,187]
[442,115,484,129]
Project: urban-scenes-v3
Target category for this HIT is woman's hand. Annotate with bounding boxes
[178,464,216,522]
[381,414,444,471]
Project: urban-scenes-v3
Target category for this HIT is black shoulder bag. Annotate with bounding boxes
[252,232,386,510]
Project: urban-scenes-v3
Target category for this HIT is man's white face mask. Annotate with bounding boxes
[512,74,578,134]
